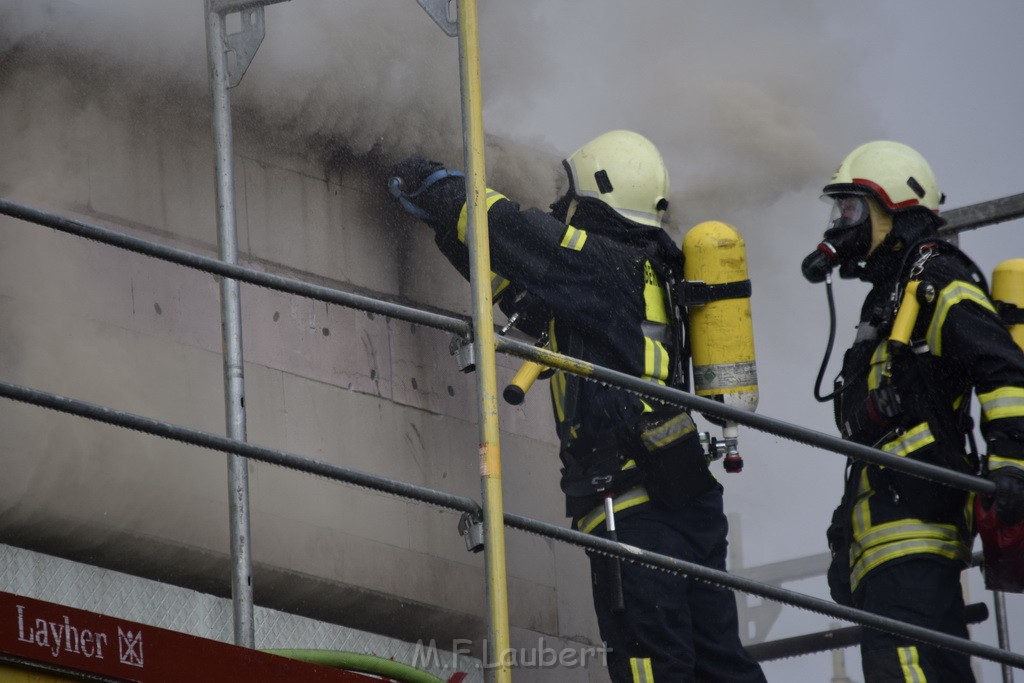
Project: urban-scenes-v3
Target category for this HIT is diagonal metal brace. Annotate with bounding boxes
[417,0,458,36]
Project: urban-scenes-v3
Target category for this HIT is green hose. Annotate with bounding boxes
[264,649,448,683]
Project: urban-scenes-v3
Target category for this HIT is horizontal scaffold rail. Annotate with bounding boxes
[495,336,995,495]
[940,192,1024,237]
[746,602,990,663]
[0,197,996,497]
[0,199,470,338]
[0,377,1019,670]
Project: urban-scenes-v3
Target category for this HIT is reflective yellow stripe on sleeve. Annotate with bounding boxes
[898,646,926,683]
[559,224,588,251]
[978,386,1024,422]
[927,281,996,356]
[639,412,696,451]
[456,189,507,243]
[455,191,511,299]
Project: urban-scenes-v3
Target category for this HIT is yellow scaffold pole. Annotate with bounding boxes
[456,1,512,680]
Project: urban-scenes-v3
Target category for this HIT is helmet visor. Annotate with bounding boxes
[825,194,870,230]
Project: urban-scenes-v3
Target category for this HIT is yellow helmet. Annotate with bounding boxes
[823,141,942,254]
[564,130,670,228]
[823,140,942,213]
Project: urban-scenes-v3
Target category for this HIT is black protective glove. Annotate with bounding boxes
[841,385,908,443]
[389,157,445,196]
[865,385,905,427]
[990,468,1024,525]
[388,157,464,222]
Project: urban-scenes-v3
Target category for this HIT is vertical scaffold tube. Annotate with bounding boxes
[994,591,1013,683]
[455,1,511,680]
[204,1,255,649]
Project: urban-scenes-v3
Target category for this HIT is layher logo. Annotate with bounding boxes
[15,604,144,668]
[117,626,144,667]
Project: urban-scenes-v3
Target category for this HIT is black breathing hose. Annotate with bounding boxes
[813,273,840,403]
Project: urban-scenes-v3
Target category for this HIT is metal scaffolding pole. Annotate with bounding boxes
[455,1,512,680]
[995,591,1015,683]
[204,0,254,648]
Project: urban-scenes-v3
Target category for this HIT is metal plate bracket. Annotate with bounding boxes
[416,0,458,36]
[223,6,266,88]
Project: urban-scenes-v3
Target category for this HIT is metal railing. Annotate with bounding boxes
[1,196,1022,677]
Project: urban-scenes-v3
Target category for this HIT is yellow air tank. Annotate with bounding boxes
[682,221,759,472]
[993,258,1024,352]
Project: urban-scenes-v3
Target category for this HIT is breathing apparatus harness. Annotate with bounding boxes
[812,236,989,468]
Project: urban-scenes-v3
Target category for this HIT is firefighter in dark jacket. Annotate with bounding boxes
[389,130,765,682]
[802,140,1024,682]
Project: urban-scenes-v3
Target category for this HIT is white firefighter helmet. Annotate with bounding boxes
[564,130,670,228]
[823,140,942,253]
[823,140,941,212]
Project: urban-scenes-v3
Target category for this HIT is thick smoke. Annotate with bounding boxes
[0,0,881,221]
[0,0,888,538]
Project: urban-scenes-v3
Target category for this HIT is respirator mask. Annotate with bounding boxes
[802,194,876,403]
[801,194,872,283]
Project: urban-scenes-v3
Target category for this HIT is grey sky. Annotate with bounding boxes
[482,4,1024,681]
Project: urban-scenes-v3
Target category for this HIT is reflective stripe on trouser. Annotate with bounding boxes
[629,658,654,682]
[897,647,926,682]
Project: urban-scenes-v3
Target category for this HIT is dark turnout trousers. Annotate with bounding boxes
[588,489,766,682]
[857,559,975,682]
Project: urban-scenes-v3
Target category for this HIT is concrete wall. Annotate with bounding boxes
[0,44,606,681]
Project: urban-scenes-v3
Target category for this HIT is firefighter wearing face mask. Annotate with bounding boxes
[802,141,1024,682]
[389,130,765,683]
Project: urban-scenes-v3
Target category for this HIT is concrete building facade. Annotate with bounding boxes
[0,7,604,681]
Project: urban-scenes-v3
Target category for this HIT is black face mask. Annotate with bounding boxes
[801,218,871,283]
